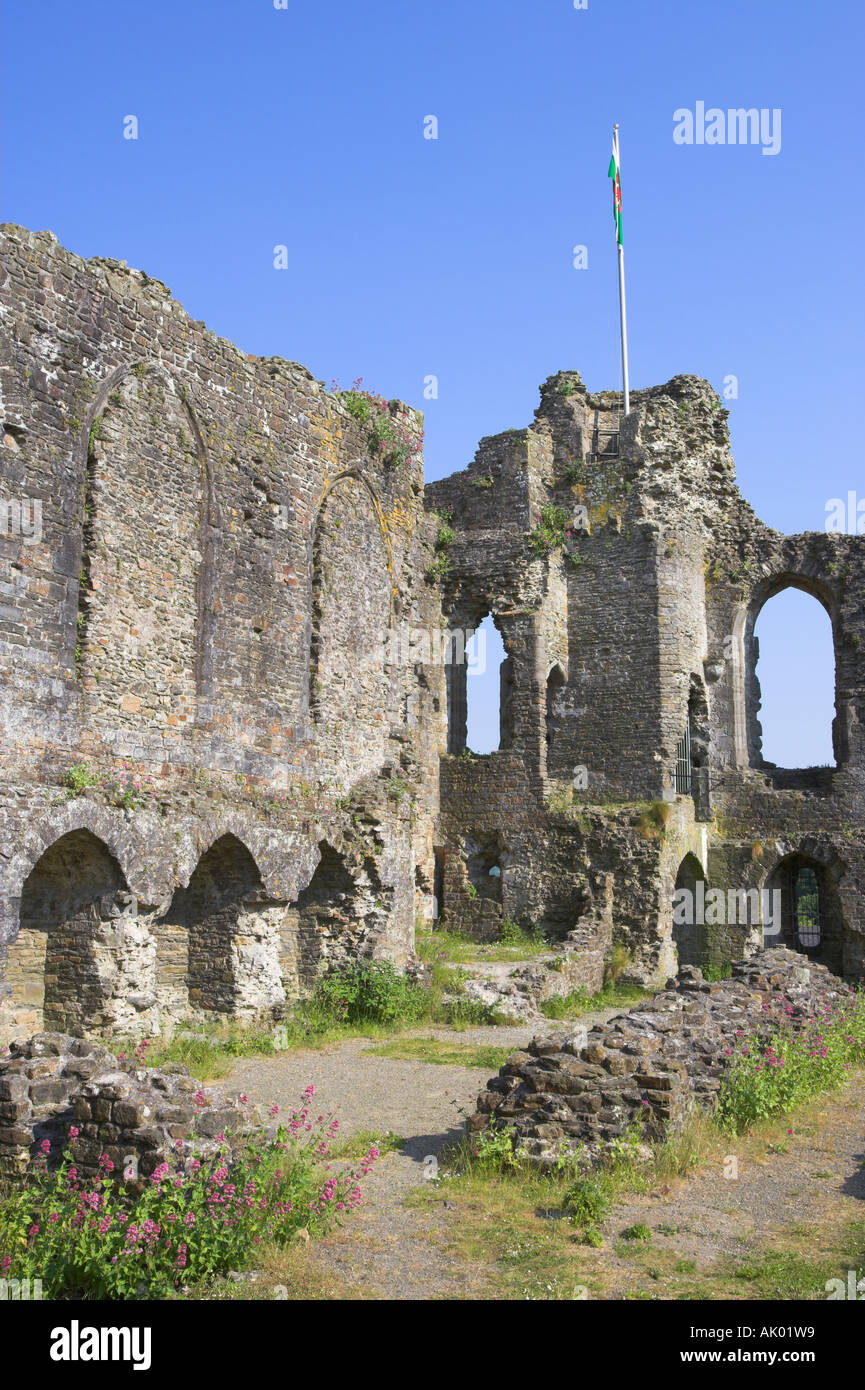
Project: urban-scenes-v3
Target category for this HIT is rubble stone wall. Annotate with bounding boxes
[471,948,856,1163]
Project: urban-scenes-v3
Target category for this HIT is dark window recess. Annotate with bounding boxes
[793,866,821,949]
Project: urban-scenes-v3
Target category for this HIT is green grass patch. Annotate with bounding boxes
[328,1129,405,1161]
[416,925,551,965]
[539,981,654,1020]
[363,1037,512,1069]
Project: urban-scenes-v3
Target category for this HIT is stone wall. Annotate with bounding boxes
[0,1031,258,1181]
[471,948,856,1165]
[1,222,863,1039]
[426,370,865,984]
[0,224,443,1042]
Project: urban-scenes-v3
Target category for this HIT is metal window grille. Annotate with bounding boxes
[675,725,692,795]
[793,866,821,949]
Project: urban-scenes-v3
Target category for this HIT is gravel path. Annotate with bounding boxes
[226,1010,864,1300]
[227,1008,622,1299]
[600,1072,865,1286]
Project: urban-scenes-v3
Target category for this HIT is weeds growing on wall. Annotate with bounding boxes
[60,762,160,813]
[330,378,421,468]
[0,1093,377,1299]
[634,801,671,840]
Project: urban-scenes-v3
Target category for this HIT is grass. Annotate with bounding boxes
[131,1014,442,1081]
[407,1070,865,1301]
[539,981,654,1020]
[120,949,511,1080]
[416,925,552,965]
[329,1129,405,1160]
[362,1037,512,1070]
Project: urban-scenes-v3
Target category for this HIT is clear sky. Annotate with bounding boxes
[2,0,860,765]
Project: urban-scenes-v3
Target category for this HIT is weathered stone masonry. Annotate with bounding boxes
[427,371,865,982]
[1,225,863,1049]
[0,224,441,1042]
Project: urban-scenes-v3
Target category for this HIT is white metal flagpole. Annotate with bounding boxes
[613,125,630,416]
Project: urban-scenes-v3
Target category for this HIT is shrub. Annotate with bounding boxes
[603,943,631,988]
[0,1095,377,1299]
[580,1225,604,1247]
[465,1121,520,1172]
[62,763,100,793]
[715,990,865,1135]
[425,552,451,582]
[563,1177,610,1226]
[443,995,504,1027]
[528,504,569,557]
[622,1223,652,1242]
[313,959,428,1026]
[634,801,671,840]
[499,917,545,948]
[539,988,589,1020]
[702,961,732,982]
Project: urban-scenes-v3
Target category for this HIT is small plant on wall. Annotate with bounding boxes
[426,505,454,582]
[330,378,421,468]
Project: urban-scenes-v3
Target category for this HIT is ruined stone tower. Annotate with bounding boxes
[1,224,863,1043]
[428,371,865,984]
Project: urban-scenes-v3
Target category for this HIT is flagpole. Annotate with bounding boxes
[613,125,630,416]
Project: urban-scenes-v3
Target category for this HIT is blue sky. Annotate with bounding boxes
[2,0,859,765]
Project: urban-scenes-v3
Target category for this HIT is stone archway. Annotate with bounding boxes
[9,829,137,1036]
[156,834,286,1022]
[671,852,707,969]
[763,850,844,974]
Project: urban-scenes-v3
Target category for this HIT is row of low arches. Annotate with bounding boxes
[672,850,844,975]
[2,829,382,1038]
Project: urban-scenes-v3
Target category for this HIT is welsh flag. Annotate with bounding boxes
[608,138,623,245]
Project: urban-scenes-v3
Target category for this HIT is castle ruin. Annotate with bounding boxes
[1,223,862,1044]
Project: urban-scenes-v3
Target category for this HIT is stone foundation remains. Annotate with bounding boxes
[471,948,855,1164]
[0,1031,257,1181]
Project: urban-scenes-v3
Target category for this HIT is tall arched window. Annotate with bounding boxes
[752,587,835,768]
[546,663,566,754]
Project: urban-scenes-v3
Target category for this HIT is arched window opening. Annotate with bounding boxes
[448,612,510,755]
[764,854,841,970]
[676,678,711,818]
[546,663,566,754]
[466,834,504,903]
[792,865,820,948]
[752,588,835,770]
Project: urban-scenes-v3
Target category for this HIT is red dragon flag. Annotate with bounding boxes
[608,133,623,245]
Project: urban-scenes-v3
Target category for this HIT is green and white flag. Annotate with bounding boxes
[607,135,623,245]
